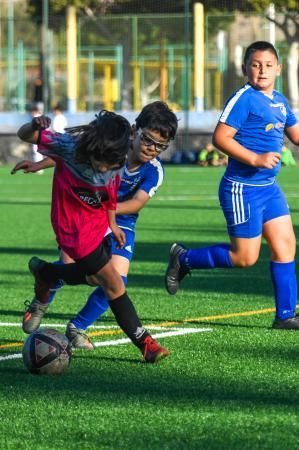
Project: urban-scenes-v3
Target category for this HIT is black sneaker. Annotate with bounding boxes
[272,316,299,330]
[164,243,190,295]
[29,256,55,303]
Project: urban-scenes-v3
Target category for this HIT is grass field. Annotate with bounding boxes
[1,164,299,450]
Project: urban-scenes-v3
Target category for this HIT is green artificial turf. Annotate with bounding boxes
[1,164,299,449]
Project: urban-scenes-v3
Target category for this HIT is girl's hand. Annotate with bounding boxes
[31,115,51,130]
[111,224,126,249]
[11,160,41,174]
[11,157,55,174]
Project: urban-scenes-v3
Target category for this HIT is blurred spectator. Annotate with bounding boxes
[51,102,68,133]
[281,145,296,167]
[198,142,227,167]
[33,77,44,114]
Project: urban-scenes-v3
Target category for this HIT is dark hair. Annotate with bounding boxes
[53,102,64,111]
[135,101,178,140]
[66,110,131,165]
[243,41,279,65]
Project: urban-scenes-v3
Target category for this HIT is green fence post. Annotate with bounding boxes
[17,40,25,112]
[6,1,14,110]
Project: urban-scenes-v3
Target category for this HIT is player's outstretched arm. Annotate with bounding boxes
[116,190,150,215]
[11,157,55,174]
[17,115,51,144]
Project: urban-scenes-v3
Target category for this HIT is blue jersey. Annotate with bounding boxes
[219,83,297,185]
[116,157,164,231]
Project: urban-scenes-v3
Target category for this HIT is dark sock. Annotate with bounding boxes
[109,292,149,348]
[39,262,88,285]
[72,276,127,330]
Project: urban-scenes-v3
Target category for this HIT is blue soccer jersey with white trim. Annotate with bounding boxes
[219,83,297,184]
[116,157,164,231]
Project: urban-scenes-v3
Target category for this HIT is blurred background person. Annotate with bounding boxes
[51,102,68,133]
[281,145,296,167]
[197,142,227,167]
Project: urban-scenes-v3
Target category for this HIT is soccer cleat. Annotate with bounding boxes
[272,316,299,330]
[142,336,169,363]
[22,299,49,334]
[164,243,190,295]
[65,322,95,350]
[29,256,54,303]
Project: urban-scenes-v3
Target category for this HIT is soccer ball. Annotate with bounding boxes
[22,328,72,375]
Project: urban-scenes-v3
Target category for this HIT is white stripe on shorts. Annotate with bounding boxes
[232,182,245,225]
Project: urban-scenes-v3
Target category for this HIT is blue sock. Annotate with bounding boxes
[48,259,64,304]
[181,244,233,269]
[270,261,297,320]
[72,275,128,330]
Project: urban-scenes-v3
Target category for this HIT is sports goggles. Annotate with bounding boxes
[138,129,170,153]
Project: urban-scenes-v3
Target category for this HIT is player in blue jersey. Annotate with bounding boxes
[65,101,177,348]
[165,41,299,329]
[13,101,178,347]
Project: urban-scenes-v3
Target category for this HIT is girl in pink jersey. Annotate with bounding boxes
[17,111,168,363]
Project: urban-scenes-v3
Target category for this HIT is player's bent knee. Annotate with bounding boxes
[233,255,258,268]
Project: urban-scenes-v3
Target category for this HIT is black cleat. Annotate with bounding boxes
[29,256,54,303]
[164,243,190,295]
[272,315,299,330]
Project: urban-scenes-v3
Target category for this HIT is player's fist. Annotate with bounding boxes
[31,115,51,131]
[251,152,280,168]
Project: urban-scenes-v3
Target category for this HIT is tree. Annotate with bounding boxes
[261,2,298,108]
[200,0,299,108]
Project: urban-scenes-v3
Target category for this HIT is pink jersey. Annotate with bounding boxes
[38,130,122,260]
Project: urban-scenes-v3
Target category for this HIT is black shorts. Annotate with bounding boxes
[75,236,112,276]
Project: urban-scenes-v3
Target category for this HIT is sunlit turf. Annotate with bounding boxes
[1,165,299,449]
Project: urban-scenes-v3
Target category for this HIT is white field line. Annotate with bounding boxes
[93,328,212,348]
[156,196,219,201]
[0,327,212,362]
[0,323,201,331]
[155,193,299,201]
[0,322,119,329]
[0,353,23,361]
[2,193,299,203]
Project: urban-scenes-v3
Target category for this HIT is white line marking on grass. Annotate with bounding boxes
[0,327,212,362]
[155,193,299,202]
[156,196,219,201]
[93,327,212,347]
[0,322,119,329]
[0,323,201,331]
[0,323,205,332]
[0,353,23,361]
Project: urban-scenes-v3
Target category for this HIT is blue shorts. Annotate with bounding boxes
[110,228,135,261]
[218,177,290,238]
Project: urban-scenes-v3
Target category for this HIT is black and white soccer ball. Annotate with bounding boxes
[22,328,72,375]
